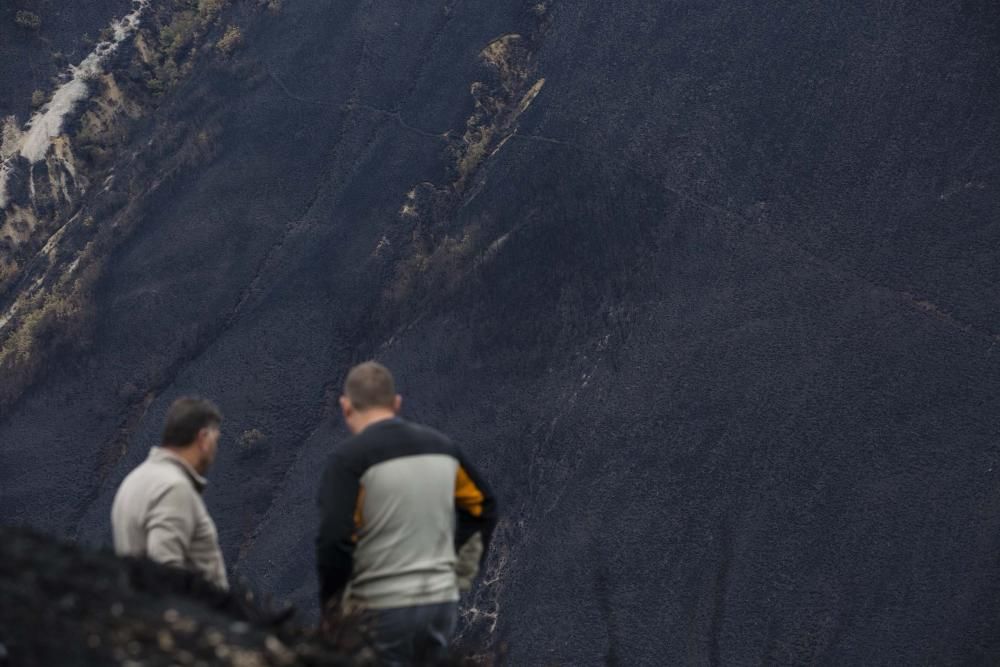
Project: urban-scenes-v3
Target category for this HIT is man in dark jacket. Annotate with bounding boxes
[316,361,498,665]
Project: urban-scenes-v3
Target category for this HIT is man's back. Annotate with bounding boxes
[317,418,495,610]
[111,447,228,590]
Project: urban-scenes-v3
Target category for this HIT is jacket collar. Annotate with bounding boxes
[148,446,208,492]
[360,415,403,433]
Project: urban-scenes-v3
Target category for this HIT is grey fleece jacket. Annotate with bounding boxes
[111,447,229,590]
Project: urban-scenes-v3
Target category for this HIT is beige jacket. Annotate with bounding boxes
[111,447,229,590]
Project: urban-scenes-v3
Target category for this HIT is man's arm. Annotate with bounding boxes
[144,484,197,568]
[454,450,498,578]
[316,454,361,609]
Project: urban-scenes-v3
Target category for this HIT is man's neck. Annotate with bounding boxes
[355,409,398,433]
[163,445,204,475]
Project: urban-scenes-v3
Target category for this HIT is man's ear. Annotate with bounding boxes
[393,394,402,414]
[339,395,353,417]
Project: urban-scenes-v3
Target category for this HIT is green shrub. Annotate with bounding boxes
[15,11,42,30]
[240,428,266,449]
[215,25,243,55]
[160,10,199,57]
[238,428,267,459]
[198,0,225,18]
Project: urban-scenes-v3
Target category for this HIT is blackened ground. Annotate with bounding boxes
[0,526,359,666]
[1,1,1000,665]
[0,0,133,120]
[0,526,487,666]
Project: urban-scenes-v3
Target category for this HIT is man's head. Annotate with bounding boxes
[162,397,222,474]
[339,361,402,433]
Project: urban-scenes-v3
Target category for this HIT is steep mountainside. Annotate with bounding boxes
[1,1,999,664]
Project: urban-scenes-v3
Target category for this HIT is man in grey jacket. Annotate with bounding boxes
[111,397,229,590]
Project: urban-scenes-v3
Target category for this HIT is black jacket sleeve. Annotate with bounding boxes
[454,450,499,565]
[315,453,360,608]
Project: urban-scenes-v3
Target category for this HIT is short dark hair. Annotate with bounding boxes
[344,361,397,410]
[162,397,222,447]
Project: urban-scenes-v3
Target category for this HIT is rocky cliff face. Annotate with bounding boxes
[1,1,999,664]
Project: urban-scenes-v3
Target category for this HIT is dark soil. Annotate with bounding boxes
[0,526,371,666]
[2,1,1000,663]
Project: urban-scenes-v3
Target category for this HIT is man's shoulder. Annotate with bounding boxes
[404,420,455,450]
[120,457,193,495]
[376,418,455,455]
[329,419,456,468]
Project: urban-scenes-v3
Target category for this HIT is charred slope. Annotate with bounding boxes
[0,525,379,666]
[1,0,1000,664]
[0,0,133,120]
